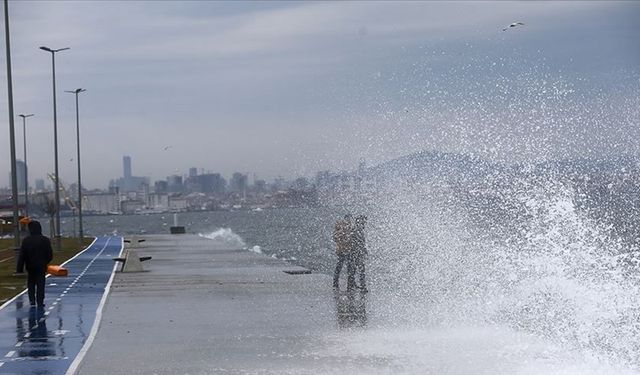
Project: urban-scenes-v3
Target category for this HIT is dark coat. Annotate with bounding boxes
[352,225,367,256]
[351,215,368,257]
[19,221,53,274]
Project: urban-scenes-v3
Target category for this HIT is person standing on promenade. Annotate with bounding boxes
[351,215,368,293]
[19,221,53,307]
[333,214,354,290]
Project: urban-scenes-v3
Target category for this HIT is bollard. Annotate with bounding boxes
[169,212,185,234]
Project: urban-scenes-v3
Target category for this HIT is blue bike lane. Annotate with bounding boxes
[0,236,122,375]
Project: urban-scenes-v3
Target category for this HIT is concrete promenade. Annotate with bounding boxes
[75,234,374,375]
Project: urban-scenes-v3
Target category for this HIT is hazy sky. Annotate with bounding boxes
[0,1,638,189]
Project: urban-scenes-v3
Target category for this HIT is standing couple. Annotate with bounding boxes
[333,214,368,292]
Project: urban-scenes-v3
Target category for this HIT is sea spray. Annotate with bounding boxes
[364,164,640,368]
[199,228,246,248]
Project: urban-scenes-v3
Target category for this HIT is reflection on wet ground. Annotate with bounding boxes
[0,236,120,374]
[334,289,368,329]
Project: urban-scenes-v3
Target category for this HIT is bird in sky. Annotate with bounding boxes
[163,145,172,151]
[502,22,524,31]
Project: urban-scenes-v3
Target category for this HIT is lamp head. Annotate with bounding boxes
[65,88,86,94]
[39,46,70,53]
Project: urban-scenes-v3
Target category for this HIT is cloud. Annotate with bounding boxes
[0,1,637,189]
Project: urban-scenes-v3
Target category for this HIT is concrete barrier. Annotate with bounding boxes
[113,249,151,272]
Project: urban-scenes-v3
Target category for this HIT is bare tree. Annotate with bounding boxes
[31,192,57,238]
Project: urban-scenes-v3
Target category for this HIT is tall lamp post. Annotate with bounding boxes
[19,114,34,217]
[40,45,69,251]
[65,88,85,241]
[4,0,19,249]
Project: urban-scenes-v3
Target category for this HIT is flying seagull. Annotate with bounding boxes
[163,145,172,151]
[503,22,524,31]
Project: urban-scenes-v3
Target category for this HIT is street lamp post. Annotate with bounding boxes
[19,114,34,217]
[65,88,86,242]
[40,45,69,251]
[3,0,20,249]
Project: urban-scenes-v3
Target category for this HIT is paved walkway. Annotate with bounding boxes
[0,236,122,375]
[75,234,373,375]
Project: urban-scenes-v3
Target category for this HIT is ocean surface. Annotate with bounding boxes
[56,207,343,273]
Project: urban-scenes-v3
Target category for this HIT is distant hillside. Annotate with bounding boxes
[369,150,639,184]
[367,150,498,185]
[367,150,640,248]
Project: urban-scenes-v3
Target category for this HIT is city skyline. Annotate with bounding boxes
[4,153,323,192]
[1,1,638,189]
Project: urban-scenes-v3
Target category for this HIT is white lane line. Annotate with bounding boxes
[14,342,22,347]
[0,362,4,367]
[24,332,31,338]
[5,351,15,358]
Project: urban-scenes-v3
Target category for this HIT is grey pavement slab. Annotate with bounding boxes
[75,234,379,375]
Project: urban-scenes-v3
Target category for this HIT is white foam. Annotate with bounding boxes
[249,245,262,254]
[367,175,640,371]
[317,325,639,375]
[199,228,246,248]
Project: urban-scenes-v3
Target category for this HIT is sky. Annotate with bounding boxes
[0,1,638,189]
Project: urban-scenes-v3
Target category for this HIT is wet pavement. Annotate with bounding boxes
[3,234,625,374]
[75,234,376,375]
[0,236,122,375]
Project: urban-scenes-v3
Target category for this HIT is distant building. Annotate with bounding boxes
[116,156,149,193]
[230,173,248,193]
[121,199,145,214]
[254,179,266,193]
[35,179,45,192]
[108,184,119,195]
[123,156,132,179]
[271,176,287,192]
[84,192,119,214]
[154,180,168,193]
[167,175,183,193]
[189,167,198,177]
[148,193,169,210]
[168,196,188,211]
[185,173,226,194]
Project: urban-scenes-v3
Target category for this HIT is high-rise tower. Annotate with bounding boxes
[123,155,132,178]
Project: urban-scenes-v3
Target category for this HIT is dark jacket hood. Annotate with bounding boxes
[28,220,42,235]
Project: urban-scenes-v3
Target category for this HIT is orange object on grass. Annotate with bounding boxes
[47,265,68,277]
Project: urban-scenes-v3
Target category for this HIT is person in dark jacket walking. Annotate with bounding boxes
[19,221,53,307]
